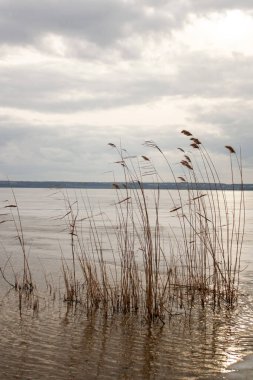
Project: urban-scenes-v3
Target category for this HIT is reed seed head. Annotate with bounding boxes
[190,138,201,145]
[181,130,192,136]
[225,145,236,154]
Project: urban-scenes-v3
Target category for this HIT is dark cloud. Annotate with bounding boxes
[0,0,171,48]
[1,0,252,53]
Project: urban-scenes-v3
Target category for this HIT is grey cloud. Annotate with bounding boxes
[190,0,253,12]
[144,0,253,12]
[189,101,253,167]
[168,54,253,99]
[0,1,252,182]
[0,117,187,181]
[0,61,172,112]
[0,0,171,48]
[0,122,110,180]
[0,115,250,183]
[1,0,252,52]
[1,53,253,113]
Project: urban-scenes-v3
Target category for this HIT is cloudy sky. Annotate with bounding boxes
[0,0,252,183]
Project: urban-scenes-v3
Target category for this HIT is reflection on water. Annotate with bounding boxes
[0,189,253,379]
[1,288,253,380]
[1,283,253,379]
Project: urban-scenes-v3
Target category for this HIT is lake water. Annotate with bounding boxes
[0,188,253,379]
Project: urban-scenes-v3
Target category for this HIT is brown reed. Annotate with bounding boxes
[0,132,245,323]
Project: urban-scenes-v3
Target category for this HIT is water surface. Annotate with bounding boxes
[0,188,253,379]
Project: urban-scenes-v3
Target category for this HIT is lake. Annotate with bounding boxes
[0,188,253,379]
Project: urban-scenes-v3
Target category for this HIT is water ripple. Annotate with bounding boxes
[1,290,253,379]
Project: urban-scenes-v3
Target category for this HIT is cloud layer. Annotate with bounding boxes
[0,0,252,182]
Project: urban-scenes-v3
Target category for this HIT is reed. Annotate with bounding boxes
[0,132,245,323]
[58,131,244,321]
[0,190,39,316]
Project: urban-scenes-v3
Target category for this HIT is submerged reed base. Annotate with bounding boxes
[0,131,245,324]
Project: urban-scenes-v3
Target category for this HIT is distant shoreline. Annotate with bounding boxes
[0,180,252,191]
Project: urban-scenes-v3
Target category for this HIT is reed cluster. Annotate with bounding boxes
[0,131,245,323]
[60,131,245,322]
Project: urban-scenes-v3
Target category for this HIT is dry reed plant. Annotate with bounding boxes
[0,190,39,315]
[144,131,245,310]
[0,132,245,323]
[59,131,244,323]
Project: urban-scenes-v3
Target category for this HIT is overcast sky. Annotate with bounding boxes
[0,0,252,183]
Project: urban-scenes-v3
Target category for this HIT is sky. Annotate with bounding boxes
[0,0,253,183]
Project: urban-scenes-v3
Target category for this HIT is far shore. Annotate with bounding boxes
[0,180,252,191]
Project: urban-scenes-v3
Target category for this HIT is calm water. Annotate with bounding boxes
[0,188,253,379]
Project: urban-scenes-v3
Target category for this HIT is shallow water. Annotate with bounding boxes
[0,188,253,379]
